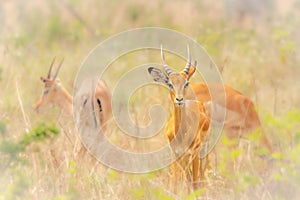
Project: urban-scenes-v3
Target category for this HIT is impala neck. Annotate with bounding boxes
[56,87,73,115]
[173,104,187,137]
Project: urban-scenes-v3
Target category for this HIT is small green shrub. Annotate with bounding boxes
[20,123,59,146]
[0,123,60,171]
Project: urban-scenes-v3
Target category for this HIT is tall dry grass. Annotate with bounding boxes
[0,0,300,199]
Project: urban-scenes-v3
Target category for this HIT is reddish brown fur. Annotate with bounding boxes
[190,82,272,152]
[93,79,112,131]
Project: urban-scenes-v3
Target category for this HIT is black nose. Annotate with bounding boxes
[176,98,183,102]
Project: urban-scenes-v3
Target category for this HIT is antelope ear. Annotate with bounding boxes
[40,77,46,82]
[186,63,197,80]
[148,67,169,84]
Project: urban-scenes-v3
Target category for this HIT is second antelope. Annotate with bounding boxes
[193,83,272,152]
[33,57,112,132]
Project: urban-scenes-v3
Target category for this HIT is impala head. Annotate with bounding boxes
[33,57,65,112]
[148,45,197,107]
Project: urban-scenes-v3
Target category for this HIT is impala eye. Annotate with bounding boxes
[184,82,189,88]
[168,83,174,89]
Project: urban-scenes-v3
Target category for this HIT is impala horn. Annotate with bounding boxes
[161,45,173,75]
[47,57,56,79]
[183,45,191,74]
[52,58,64,80]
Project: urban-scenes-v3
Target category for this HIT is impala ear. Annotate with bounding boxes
[186,61,197,80]
[40,77,46,82]
[148,67,169,85]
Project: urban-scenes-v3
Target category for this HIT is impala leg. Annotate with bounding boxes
[172,162,176,192]
[182,155,192,192]
[192,156,199,190]
[235,137,245,172]
[202,140,210,174]
[171,161,178,193]
[213,147,218,176]
[180,156,189,192]
[199,157,206,188]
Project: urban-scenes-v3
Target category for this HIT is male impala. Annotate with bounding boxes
[33,58,112,132]
[148,46,210,191]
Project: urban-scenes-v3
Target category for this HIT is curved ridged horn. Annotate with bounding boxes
[52,58,64,80]
[161,45,173,75]
[47,57,56,79]
[183,45,191,74]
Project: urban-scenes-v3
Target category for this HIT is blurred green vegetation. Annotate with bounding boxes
[0,123,59,199]
[0,123,59,170]
[20,122,59,146]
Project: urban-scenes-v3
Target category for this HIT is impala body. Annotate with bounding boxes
[192,83,259,130]
[148,46,210,191]
[148,45,273,191]
[192,82,272,152]
[74,76,112,131]
[33,58,112,132]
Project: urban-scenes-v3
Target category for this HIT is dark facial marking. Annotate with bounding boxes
[97,99,103,112]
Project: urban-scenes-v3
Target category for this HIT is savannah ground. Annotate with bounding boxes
[0,0,300,199]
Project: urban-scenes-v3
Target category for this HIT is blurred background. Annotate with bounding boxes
[0,0,299,199]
